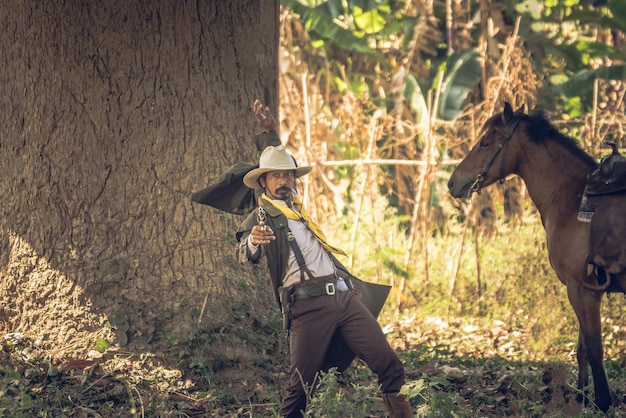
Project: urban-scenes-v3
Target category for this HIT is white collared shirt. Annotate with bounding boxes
[248,199,335,288]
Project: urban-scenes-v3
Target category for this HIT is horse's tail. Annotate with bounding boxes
[580,253,611,292]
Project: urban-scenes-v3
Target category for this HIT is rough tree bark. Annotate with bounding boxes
[0,0,279,358]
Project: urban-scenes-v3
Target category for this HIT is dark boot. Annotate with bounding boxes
[383,392,412,418]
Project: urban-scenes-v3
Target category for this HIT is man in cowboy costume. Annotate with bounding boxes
[235,100,412,418]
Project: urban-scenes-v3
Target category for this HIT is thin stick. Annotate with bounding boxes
[349,111,380,269]
[198,281,213,324]
[133,386,145,418]
[450,200,472,300]
[302,72,311,205]
[474,229,483,314]
[317,158,461,167]
[596,86,625,146]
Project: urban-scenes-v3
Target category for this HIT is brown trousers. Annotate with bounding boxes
[278,289,405,417]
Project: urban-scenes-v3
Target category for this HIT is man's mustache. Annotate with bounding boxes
[277,186,292,194]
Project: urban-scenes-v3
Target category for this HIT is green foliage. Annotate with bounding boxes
[353,3,387,34]
[326,193,412,285]
[0,364,33,418]
[281,0,386,59]
[401,378,458,417]
[95,338,111,353]
[511,0,626,113]
[283,0,624,122]
[553,64,626,100]
[304,368,378,418]
[565,0,626,34]
[403,74,430,133]
[397,346,626,417]
[436,49,482,121]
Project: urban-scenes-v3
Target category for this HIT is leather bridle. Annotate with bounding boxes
[467,118,521,199]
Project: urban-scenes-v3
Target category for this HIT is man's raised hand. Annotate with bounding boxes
[253,99,276,132]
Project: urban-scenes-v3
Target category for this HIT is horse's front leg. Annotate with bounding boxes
[575,329,589,405]
[567,284,611,412]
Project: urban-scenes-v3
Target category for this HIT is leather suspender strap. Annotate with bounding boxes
[287,229,315,283]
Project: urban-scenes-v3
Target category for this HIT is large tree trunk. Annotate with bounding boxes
[0,0,279,358]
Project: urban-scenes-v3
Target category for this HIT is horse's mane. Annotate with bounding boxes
[485,109,598,169]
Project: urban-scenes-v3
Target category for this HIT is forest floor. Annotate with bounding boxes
[3,311,626,417]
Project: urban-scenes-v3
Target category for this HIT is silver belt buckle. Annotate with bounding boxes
[325,283,336,295]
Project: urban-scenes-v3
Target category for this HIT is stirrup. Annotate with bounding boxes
[581,255,611,291]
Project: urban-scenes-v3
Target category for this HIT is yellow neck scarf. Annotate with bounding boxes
[261,193,346,256]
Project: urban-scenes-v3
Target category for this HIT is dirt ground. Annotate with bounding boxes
[4,308,626,417]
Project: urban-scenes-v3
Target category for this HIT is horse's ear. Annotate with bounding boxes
[516,104,525,113]
[502,102,513,122]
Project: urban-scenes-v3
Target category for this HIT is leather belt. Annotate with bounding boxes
[292,278,350,300]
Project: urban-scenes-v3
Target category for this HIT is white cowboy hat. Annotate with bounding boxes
[243,146,312,189]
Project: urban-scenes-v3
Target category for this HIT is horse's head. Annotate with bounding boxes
[448,102,525,199]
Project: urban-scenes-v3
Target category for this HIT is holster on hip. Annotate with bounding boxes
[278,286,293,331]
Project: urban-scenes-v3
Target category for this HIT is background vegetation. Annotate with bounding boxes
[277,0,626,349]
[277,0,626,415]
[3,0,626,416]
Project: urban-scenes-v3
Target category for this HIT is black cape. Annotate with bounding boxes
[191,161,258,215]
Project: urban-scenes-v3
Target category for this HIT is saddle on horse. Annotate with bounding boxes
[586,142,626,195]
[578,142,626,222]
[579,143,626,290]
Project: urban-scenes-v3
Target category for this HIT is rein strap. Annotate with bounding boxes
[469,119,521,198]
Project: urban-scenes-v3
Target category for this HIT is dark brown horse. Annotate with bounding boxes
[448,102,626,412]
